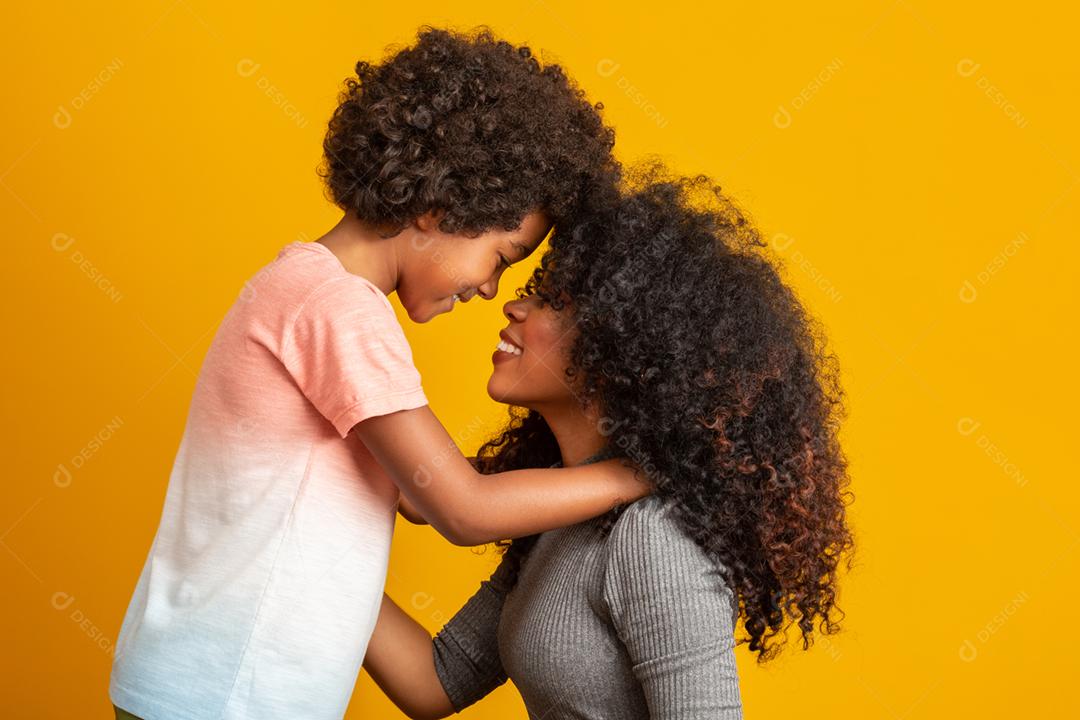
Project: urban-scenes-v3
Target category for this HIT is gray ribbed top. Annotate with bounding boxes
[431,493,743,718]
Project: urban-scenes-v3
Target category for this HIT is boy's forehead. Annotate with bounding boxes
[514,213,553,255]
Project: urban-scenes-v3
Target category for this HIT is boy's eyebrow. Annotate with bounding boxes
[516,223,553,259]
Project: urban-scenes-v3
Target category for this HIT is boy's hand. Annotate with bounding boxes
[593,457,653,505]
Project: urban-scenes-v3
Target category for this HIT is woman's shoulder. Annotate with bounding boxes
[602,494,738,621]
[608,495,691,544]
[605,495,718,570]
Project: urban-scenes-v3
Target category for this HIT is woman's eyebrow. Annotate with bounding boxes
[512,241,531,260]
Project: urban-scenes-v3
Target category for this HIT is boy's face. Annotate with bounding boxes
[397,210,552,323]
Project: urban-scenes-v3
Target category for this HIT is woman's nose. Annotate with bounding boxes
[503,297,528,321]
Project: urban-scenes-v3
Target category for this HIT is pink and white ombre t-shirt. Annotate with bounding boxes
[109,240,428,720]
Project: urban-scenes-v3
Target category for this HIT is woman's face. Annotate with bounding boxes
[487,285,580,410]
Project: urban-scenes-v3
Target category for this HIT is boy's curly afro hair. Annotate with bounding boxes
[319,26,620,236]
[474,161,856,664]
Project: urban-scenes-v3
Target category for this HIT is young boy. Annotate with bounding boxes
[108,27,643,720]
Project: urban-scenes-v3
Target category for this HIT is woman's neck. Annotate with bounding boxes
[537,399,610,468]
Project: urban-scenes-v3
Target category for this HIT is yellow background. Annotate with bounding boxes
[3,1,1077,717]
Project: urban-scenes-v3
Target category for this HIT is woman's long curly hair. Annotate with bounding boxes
[473,162,856,664]
[319,26,620,236]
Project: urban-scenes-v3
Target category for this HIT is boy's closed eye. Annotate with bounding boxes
[501,238,532,270]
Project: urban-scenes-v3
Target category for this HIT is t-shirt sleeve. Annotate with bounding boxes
[431,555,514,713]
[281,277,427,438]
[601,497,743,719]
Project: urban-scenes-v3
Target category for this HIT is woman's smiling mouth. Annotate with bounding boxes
[493,329,524,363]
[498,329,523,354]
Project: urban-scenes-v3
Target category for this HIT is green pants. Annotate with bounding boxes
[114,705,144,720]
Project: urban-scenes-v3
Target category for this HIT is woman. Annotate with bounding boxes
[363,165,855,719]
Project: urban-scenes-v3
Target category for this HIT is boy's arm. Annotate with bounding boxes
[395,456,477,526]
[396,493,428,525]
[363,594,454,720]
[354,406,650,546]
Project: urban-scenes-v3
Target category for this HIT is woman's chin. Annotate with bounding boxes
[486,377,505,403]
[486,376,518,405]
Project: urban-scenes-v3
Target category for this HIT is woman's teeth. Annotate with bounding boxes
[496,339,522,356]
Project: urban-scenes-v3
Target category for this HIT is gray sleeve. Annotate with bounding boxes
[431,554,513,713]
[601,497,743,719]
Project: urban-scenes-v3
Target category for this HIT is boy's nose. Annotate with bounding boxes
[476,277,499,300]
